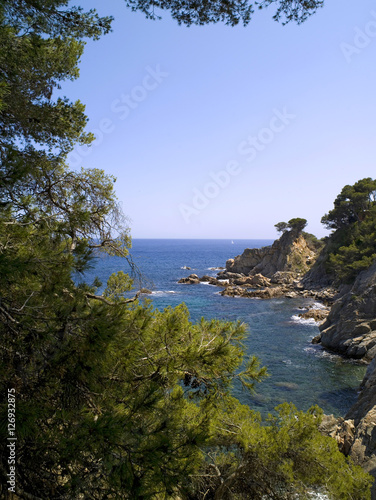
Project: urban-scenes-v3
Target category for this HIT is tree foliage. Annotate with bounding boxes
[188,403,372,499]
[321,178,376,231]
[124,0,323,26]
[0,1,372,499]
[275,218,307,234]
[320,178,376,283]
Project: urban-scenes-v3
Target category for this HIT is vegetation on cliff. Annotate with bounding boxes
[0,1,372,498]
[321,178,376,283]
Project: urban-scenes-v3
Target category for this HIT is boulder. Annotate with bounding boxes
[298,307,330,325]
[319,415,356,456]
[199,276,228,287]
[199,275,213,282]
[232,274,271,287]
[270,271,297,285]
[178,274,200,284]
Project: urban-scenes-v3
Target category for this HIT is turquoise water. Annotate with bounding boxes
[80,239,366,417]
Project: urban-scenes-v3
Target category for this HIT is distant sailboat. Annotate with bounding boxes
[231,240,234,244]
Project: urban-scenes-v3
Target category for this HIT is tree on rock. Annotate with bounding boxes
[275,221,289,234]
[275,218,307,234]
[288,217,308,234]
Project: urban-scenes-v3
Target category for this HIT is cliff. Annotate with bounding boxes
[315,261,376,361]
[226,230,317,280]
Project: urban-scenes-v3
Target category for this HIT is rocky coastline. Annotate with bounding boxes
[178,229,376,497]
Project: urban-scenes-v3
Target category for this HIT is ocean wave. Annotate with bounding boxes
[303,345,351,363]
[151,290,178,296]
[291,314,317,326]
[311,301,327,310]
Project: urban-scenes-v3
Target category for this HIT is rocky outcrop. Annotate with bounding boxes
[301,243,334,289]
[298,306,330,325]
[226,231,317,279]
[178,274,200,284]
[178,275,229,287]
[315,262,376,361]
[221,285,288,299]
[232,274,271,288]
[319,414,356,456]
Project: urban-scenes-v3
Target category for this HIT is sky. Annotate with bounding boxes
[62,0,376,239]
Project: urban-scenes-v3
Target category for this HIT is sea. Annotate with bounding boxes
[79,238,366,418]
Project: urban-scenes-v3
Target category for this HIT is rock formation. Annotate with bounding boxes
[178,274,200,284]
[315,262,376,361]
[225,230,317,280]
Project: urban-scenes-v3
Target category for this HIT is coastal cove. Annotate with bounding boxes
[82,238,367,417]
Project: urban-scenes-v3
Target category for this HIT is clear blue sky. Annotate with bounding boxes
[63,0,376,239]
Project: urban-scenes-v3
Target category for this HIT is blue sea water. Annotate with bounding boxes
[81,238,366,417]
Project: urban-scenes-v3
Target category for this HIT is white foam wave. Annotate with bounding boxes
[304,346,342,362]
[152,290,177,296]
[291,314,317,326]
[311,301,327,310]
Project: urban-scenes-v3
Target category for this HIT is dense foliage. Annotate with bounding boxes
[275,217,308,234]
[321,178,376,282]
[0,1,372,499]
[125,0,324,26]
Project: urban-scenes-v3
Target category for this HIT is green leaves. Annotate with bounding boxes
[124,0,323,26]
[275,217,308,234]
[320,179,376,283]
[322,178,376,231]
[190,402,372,500]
